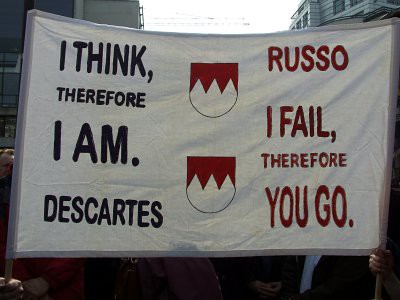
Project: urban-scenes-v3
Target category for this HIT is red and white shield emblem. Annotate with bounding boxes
[186,156,236,213]
[189,63,238,118]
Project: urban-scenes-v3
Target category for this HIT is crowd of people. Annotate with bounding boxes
[0,252,398,300]
[0,146,398,300]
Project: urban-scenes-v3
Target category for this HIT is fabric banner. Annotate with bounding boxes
[7,10,400,258]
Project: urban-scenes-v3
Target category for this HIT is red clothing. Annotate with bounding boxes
[14,258,85,300]
[0,202,84,300]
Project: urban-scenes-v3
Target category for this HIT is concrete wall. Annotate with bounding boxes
[83,0,141,28]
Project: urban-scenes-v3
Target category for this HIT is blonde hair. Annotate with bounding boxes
[0,149,14,158]
[0,149,14,156]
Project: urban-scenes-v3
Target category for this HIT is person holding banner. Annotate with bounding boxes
[279,255,374,300]
[0,149,85,300]
[369,239,400,300]
[0,148,17,277]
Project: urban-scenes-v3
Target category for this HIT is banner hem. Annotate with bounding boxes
[9,248,375,258]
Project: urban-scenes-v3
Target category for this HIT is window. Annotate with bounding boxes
[296,20,302,29]
[334,0,345,15]
[0,53,20,108]
[350,0,363,6]
[388,0,400,5]
[0,73,19,107]
[34,0,74,17]
[0,117,16,138]
[0,53,18,68]
[302,12,309,28]
[3,73,19,96]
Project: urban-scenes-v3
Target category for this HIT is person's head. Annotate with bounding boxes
[0,149,14,178]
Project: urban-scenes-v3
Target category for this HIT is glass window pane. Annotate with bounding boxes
[2,96,17,107]
[35,0,74,17]
[5,118,16,138]
[0,53,18,68]
[0,118,5,137]
[0,73,3,93]
[0,6,23,53]
[4,53,18,64]
[303,12,308,28]
[4,53,17,61]
[3,73,19,95]
[334,0,345,14]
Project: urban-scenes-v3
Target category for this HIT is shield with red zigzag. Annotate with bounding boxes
[186,156,236,213]
[189,63,239,118]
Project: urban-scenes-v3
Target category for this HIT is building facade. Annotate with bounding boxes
[290,0,400,29]
[75,0,143,29]
[0,0,143,148]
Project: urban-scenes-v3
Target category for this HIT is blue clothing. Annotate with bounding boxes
[300,256,321,293]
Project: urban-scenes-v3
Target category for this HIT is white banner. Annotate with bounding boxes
[7,10,400,258]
